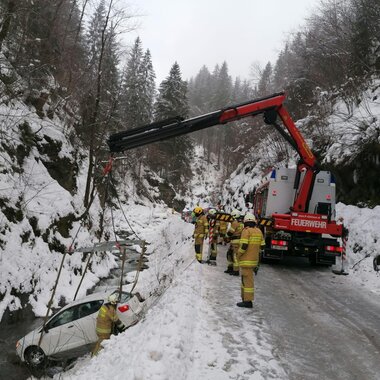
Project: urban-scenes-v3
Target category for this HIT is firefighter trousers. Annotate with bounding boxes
[232,243,240,272]
[92,333,111,357]
[240,267,255,302]
[226,245,234,270]
[194,237,205,262]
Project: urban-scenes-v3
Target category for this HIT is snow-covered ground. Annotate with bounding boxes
[31,201,378,380]
[52,208,286,380]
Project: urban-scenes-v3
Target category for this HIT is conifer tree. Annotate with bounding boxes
[152,62,193,190]
[140,48,156,125]
[120,36,145,130]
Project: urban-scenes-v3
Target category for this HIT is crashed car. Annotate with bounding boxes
[16,289,144,368]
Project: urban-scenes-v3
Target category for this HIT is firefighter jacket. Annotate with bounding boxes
[219,220,227,235]
[96,304,122,337]
[227,220,244,244]
[193,214,209,239]
[238,226,265,267]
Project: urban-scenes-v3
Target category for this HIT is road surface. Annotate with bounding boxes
[257,257,380,380]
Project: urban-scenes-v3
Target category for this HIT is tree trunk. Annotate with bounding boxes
[84,145,94,207]
[0,0,16,51]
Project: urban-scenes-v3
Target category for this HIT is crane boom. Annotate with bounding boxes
[108,92,318,212]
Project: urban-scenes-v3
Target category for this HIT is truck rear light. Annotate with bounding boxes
[271,239,288,246]
[118,305,129,313]
[326,194,331,200]
[325,245,342,252]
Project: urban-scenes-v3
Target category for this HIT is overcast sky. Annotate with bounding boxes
[122,0,321,84]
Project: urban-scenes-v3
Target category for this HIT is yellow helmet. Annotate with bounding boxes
[108,293,119,304]
[193,206,203,215]
[244,213,257,223]
[231,209,240,219]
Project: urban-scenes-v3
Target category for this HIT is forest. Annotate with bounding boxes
[0,0,379,209]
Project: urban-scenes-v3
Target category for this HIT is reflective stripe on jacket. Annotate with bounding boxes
[238,227,265,267]
[193,214,209,238]
[96,304,120,335]
[219,220,227,234]
[228,220,244,243]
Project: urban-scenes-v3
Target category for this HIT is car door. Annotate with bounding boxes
[41,305,84,358]
[74,300,104,349]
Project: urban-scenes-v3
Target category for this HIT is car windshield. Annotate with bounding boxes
[110,290,131,303]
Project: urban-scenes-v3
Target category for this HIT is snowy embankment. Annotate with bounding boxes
[53,202,379,380]
[335,203,380,293]
[0,91,109,321]
[56,209,285,380]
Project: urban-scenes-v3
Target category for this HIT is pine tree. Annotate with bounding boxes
[140,49,156,125]
[257,62,273,96]
[152,62,193,191]
[188,65,213,116]
[154,62,189,119]
[211,61,232,109]
[120,36,145,130]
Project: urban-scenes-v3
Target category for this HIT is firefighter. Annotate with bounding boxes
[92,293,127,356]
[236,213,265,308]
[193,206,209,263]
[225,209,244,276]
[206,208,220,264]
[218,209,228,245]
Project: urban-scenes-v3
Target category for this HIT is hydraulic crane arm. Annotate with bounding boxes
[108,92,318,212]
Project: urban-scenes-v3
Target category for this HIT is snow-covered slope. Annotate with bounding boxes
[0,54,174,322]
[182,145,225,210]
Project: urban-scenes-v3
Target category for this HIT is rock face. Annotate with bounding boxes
[327,142,380,207]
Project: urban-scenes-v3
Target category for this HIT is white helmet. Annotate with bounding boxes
[244,213,257,223]
[231,209,240,219]
[108,293,119,304]
[208,208,216,216]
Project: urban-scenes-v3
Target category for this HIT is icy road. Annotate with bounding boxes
[259,257,380,380]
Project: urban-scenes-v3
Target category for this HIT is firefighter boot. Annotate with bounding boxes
[230,270,240,276]
[236,301,253,308]
[224,267,233,274]
[207,256,217,266]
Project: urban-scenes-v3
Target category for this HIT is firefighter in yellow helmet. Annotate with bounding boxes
[206,208,219,264]
[226,209,244,276]
[236,213,265,308]
[193,206,209,263]
[92,293,127,356]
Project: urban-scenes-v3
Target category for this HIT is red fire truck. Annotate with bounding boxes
[108,92,343,265]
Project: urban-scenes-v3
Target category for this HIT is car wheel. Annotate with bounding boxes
[25,346,46,368]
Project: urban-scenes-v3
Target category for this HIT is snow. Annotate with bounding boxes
[30,199,376,380]
[52,210,286,380]
[322,79,380,164]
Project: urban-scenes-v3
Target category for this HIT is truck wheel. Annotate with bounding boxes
[25,346,46,368]
[309,253,317,266]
